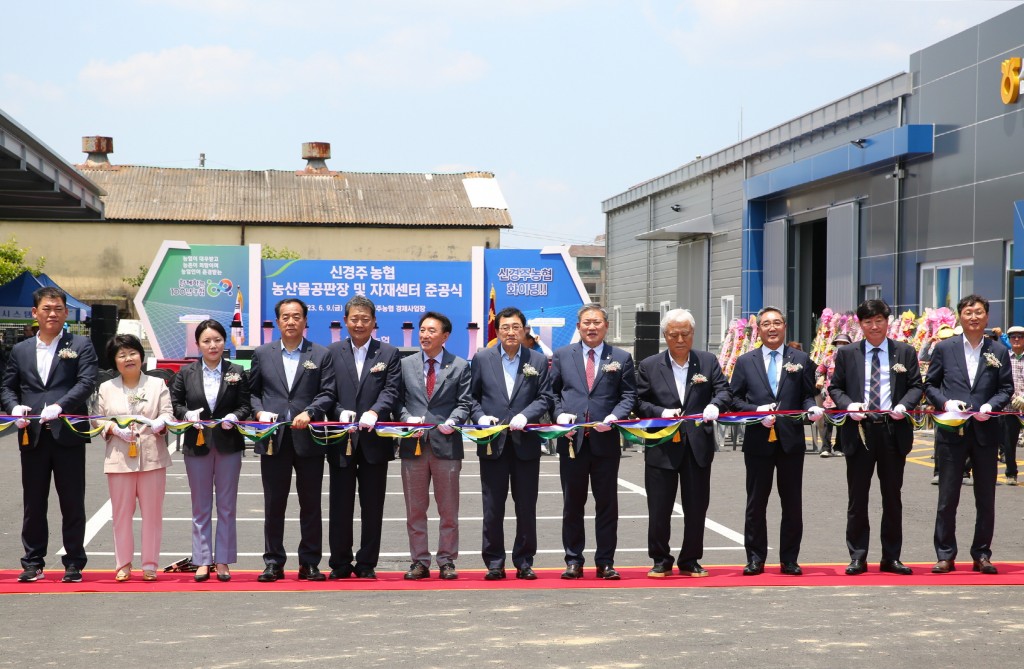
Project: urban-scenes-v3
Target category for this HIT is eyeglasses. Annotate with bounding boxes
[498,325,523,333]
[1010,334,1024,339]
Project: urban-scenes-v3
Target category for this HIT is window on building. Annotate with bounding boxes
[863,284,882,301]
[612,305,622,342]
[920,260,974,311]
[576,258,593,272]
[720,295,735,340]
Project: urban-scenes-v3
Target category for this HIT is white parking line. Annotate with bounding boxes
[616,478,745,545]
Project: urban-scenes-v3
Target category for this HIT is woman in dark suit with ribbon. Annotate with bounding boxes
[169,320,251,582]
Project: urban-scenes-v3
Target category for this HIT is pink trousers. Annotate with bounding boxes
[107,468,167,571]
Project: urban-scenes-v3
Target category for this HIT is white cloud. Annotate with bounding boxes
[0,74,65,115]
[343,25,488,88]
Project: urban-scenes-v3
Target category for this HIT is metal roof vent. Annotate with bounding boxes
[81,136,114,166]
[301,142,331,173]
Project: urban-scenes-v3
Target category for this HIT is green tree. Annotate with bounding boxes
[261,245,301,260]
[123,265,149,288]
[0,236,45,286]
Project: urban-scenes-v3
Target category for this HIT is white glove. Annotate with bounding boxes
[39,404,61,422]
[220,413,238,430]
[593,414,616,432]
[437,419,456,435]
[661,408,681,419]
[338,409,357,423]
[358,411,378,429]
[108,424,133,442]
[12,404,31,429]
[757,404,776,428]
[944,400,968,413]
[847,402,866,421]
[509,414,528,431]
[807,406,824,423]
[702,405,720,422]
[184,409,203,423]
[556,413,577,425]
[406,416,423,424]
[478,415,499,426]
[256,411,278,423]
[148,416,167,434]
[974,403,992,422]
[888,404,906,420]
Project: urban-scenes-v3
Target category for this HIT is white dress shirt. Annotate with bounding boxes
[862,339,892,410]
[761,344,783,389]
[202,361,221,411]
[670,356,689,406]
[35,335,60,382]
[352,341,369,379]
[501,346,521,397]
[963,336,984,388]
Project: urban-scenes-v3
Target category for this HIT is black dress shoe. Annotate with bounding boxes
[678,562,709,578]
[973,557,998,574]
[484,567,506,580]
[647,563,673,578]
[194,566,211,582]
[931,559,955,573]
[845,559,867,575]
[595,565,620,580]
[742,561,764,576]
[516,565,537,580]
[297,565,326,581]
[561,563,583,579]
[404,563,429,580]
[354,566,377,579]
[329,567,353,580]
[780,562,803,576]
[879,560,913,575]
[61,566,83,583]
[257,565,284,582]
[439,562,458,580]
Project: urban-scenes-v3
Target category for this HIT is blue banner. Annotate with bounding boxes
[262,259,475,357]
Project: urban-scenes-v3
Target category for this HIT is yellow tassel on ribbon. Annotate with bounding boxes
[486,443,492,456]
[768,425,777,443]
[346,437,352,456]
[196,428,205,447]
[128,440,138,458]
[267,440,273,455]
[569,443,575,459]
[414,438,421,456]
[21,429,28,446]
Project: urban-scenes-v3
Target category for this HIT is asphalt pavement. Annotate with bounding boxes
[2,426,1023,667]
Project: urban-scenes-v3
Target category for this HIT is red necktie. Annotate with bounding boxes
[426,358,436,400]
[586,348,596,391]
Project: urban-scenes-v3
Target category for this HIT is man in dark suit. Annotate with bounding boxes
[729,306,820,576]
[248,298,336,582]
[924,294,1012,574]
[326,295,401,580]
[636,308,731,578]
[1,287,98,583]
[828,299,923,576]
[551,303,636,580]
[469,306,553,580]
[397,311,472,580]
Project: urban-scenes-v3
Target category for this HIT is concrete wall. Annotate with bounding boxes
[0,220,498,302]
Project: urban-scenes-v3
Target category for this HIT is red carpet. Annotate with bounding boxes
[2,564,1023,594]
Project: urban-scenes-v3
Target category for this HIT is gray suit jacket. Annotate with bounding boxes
[247,339,336,457]
[397,349,471,460]
[1,332,98,448]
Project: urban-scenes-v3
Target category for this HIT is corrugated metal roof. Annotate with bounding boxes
[77,165,512,228]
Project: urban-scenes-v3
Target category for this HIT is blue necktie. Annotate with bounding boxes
[768,350,779,396]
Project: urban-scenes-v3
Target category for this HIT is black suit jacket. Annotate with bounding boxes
[1,333,98,448]
[169,359,252,455]
[247,339,336,457]
[637,349,732,469]
[729,345,816,455]
[326,338,402,467]
[469,345,553,460]
[924,335,1013,447]
[550,342,637,457]
[828,339,924,456]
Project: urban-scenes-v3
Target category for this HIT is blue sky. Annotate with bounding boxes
[3,1,1021,248]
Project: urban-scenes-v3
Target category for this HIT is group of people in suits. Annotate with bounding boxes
[1,286,1013,584]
